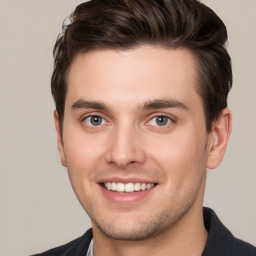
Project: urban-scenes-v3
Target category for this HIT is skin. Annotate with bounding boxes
[54,46,232,256]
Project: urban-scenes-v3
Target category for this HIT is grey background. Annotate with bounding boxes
[0,1,255,255]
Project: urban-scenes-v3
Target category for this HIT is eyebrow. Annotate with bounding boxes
[72,100,109,111]
[140,99,188,111]
[71,98,188,112]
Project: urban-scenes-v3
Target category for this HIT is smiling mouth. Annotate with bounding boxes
[102,182,157,193]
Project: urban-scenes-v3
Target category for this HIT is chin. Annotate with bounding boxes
[91,207,186,241]
[94,221,161,241]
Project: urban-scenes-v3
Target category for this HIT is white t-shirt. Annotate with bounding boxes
[86,239,94,256]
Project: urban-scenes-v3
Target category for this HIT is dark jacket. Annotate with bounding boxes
[31,207,256,256]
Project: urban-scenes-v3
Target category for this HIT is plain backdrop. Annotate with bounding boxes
[0,1,255,255]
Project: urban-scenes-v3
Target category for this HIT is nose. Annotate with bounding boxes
[105,125,146,168]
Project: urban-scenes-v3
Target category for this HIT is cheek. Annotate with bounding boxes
[64,123,102,160]
[62,134,105,207]
[63,130,106,181]
[147,129,208,184]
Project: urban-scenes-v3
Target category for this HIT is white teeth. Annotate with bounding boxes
[116,183,125,192]
[104,182,155,193]
[125,183,134,193]
[106,182,111,190]
[141,183,146,190]
[146,184,154,189]
[134,183,141,191]
[111,182,117,191]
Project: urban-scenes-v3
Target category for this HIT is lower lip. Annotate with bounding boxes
[99,184,156,204]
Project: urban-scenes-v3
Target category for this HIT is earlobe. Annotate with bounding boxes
[206,108,232,169]
[54,111,67,167]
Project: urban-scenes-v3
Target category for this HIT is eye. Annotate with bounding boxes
[147,115,172,127]
[83,115,107,126]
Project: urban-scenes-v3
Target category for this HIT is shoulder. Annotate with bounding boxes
[29,229,93,256]
[232,237,256,256]
[203,207,256,256]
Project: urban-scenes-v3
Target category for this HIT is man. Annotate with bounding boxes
[32,0,256,255]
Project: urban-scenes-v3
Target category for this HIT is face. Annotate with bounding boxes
[56,46,214,240]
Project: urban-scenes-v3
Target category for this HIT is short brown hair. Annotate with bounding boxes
[51,0,232,132]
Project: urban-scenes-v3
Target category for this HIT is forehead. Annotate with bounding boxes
[66,46,202,110]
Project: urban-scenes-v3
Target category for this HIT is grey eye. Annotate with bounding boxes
[155,116,169,126]
[90,116,102,126]
[83,115,106,126]
[148,116,171,126]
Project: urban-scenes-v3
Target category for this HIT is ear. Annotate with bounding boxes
[54,111,67,167]
[206,108,232,169]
